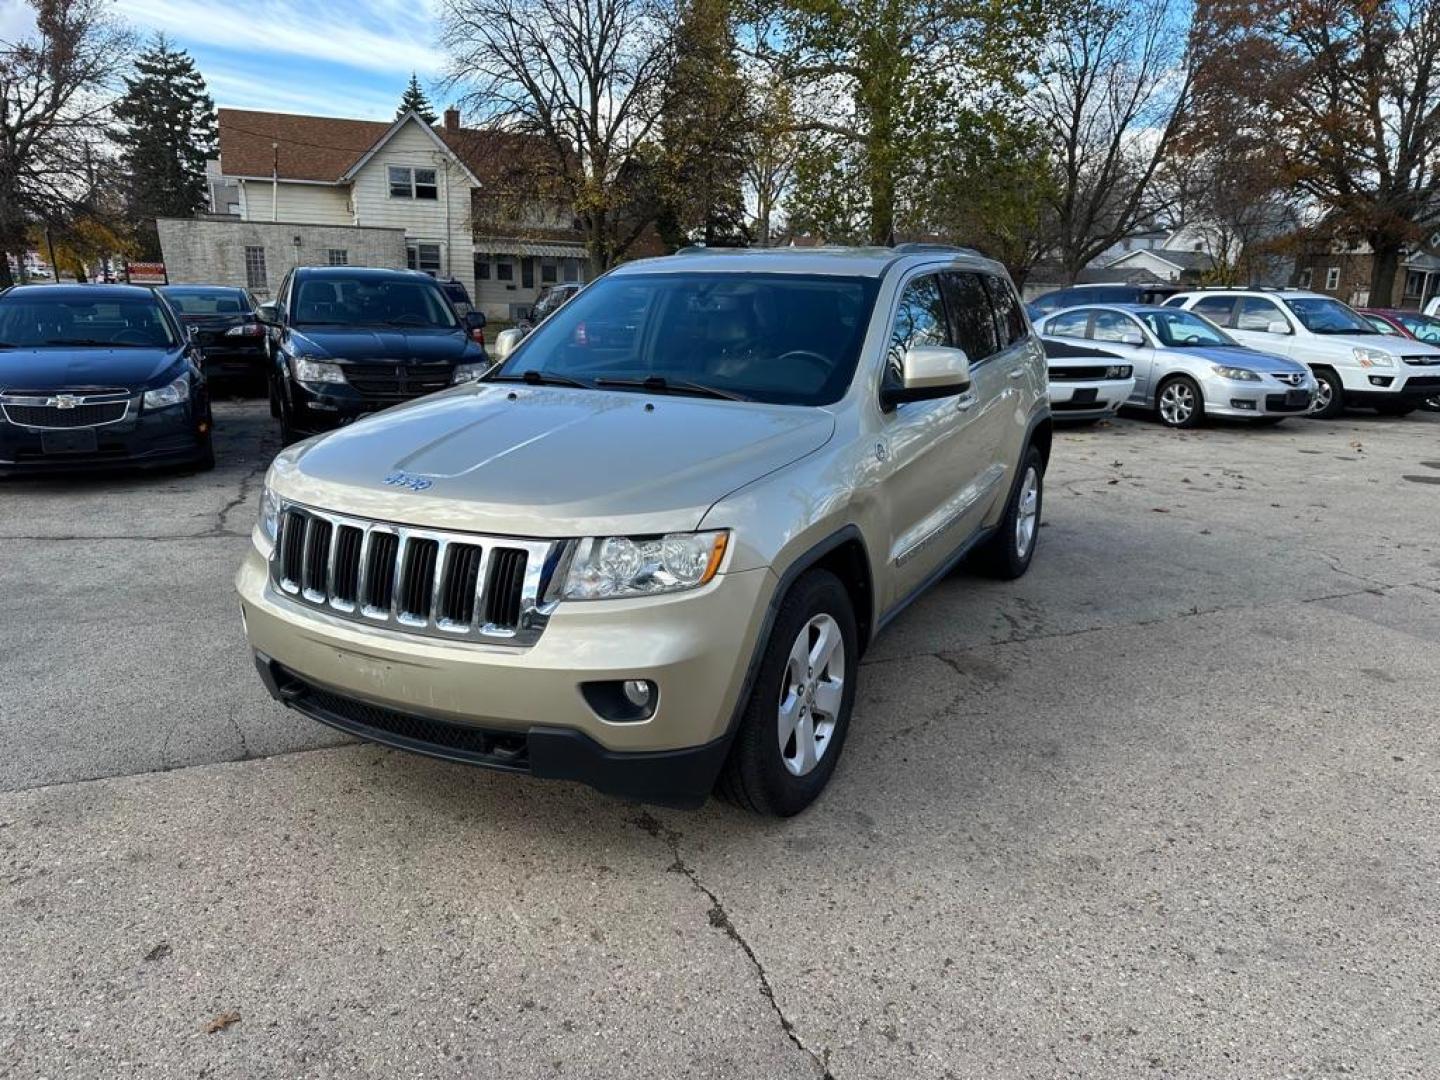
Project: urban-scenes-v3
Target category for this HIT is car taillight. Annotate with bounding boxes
[225,322,265,338]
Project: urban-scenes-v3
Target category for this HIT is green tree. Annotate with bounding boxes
[745,0,1049,245]
[655,0,751,248]
[397,72,439,124]
[114,35,216,259]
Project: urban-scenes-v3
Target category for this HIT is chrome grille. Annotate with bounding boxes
[1402,355,1440,366]
[1,390,131,429]
[1272,372,1306,387]
[270,502,560,646]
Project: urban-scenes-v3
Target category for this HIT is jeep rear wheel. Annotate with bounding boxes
[717,569,858,816]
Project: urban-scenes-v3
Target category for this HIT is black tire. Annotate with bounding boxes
[268,375,281,419]
[1155,375,1204,429]
[192,435,216,472]
[277,385,303,446]
[1374,402,1416,418]
[1422,395,1440,413]
[716,569,859,817]
[974,445,1044,580]
[1309,368,1344,419]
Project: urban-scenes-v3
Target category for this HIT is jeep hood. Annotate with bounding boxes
[271,384,836,536]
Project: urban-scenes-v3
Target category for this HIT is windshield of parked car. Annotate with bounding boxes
[1135,309,1235,348]
[292,275,459,329]
[492,272,879,405]
[0,294,179,348]
[1394,312,1440,344]
[160,288,248,316]
[1284,297,1377,334]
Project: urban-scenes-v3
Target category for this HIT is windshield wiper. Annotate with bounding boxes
[593,375,751,401]
[491,370,594,390]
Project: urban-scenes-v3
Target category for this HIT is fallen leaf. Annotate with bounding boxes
[143,942,171,963]
[204,1011,241,1034]
[1151,507,1171,513]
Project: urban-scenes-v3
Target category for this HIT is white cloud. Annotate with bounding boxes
[114,0,444,75]
[201,59,400,119]
[0,0,37,44]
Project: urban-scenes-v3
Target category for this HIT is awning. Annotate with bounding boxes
[475,238,589,260]
[1404,251,1440,271]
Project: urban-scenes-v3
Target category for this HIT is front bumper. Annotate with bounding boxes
[286,378,457,435]
[0,401,209,473]
[236,545,776,804]
[1342,372,1440,403]
[1047,377,1133,419]
[1203,378,1314,418]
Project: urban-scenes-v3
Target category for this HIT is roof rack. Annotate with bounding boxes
[1188,285,1288,291]
[891,242,980,256]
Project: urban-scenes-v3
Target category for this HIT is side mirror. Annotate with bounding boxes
[255,301,282,326]
[465,310,487,330]
[1266,320,1291,335]
[493,326,528,362]
[1120,330,1145,347]
[881,345,971,409]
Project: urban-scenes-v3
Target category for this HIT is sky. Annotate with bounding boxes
[0,0,451,120]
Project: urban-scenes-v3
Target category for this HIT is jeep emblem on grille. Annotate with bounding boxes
[48,394,80,409]
[383,471,434,492]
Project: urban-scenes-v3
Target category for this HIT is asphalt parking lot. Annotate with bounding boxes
[3,401,1439,1078]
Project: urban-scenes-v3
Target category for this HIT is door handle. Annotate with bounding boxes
[956,390,978,411]
[1007,368,1025,380]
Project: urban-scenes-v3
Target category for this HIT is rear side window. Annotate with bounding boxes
[982,274,1027,348]
[1091,311,1141,343]
[1190,296,1237,326]
[1235,297,1287,333]
[942,271,999,362]
[1046,310,1090,338]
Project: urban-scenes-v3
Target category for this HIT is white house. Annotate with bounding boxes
[161,107,590,319]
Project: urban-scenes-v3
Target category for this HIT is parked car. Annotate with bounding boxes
[158,284,266,384]
[1028,282,1183,319]
[1042,338,1136,422]
[0,284,214,472]
[1037,304,1315,428]
[436,277,476,320]
[258,266,489,444]
[237,246,1052,815]
[530,282,583,323]
[1165,289,1440,418]
[1359,308,1440,411]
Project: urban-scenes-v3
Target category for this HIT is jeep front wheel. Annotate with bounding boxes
[717,569,858,816]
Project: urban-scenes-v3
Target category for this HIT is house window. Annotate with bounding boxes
[1297,268,1313,289]
[496,259,514,282]
[1325,267,1341,290]
[541,259,557,284]
[1404,271,1425,298]
[388,166,439,200]
[326,249,348,266]
[406,242,443,276]
[562,258,580,283]
[244,246,267,289]
[476,255,490,281]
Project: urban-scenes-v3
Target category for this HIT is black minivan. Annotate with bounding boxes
[259,267,489,443]
[0,284,214,473]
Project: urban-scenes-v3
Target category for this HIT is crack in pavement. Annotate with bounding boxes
[630,810,834,1079]
[210,452,274,537]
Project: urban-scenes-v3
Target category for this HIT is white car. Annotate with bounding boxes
[1166,289,1440,418]
[1043,338,1136,421]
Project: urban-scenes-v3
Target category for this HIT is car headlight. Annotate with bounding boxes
[291,356,346,383]
[1211,364,1260,381]
[1105,365,1133,378]
[451,361,491,385]
[562,531,729,600]
[142,375,191,409]
[1353,347,1394,368]
[257,480,281,549]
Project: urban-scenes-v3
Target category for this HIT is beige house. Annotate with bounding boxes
[163,107,590,319]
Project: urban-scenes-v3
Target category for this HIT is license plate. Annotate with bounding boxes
[1072,388,1099,404]
[1286,389,1309,406]
[41,429,98,454]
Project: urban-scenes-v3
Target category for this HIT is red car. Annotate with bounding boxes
[1359,308,1440,410]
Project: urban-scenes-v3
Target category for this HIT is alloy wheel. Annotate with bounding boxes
[1310,378,1333,415]
[778,613,845,777]
[1015,465,1040,558]
[1158,382,1195,426]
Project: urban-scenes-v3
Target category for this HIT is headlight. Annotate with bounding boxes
[1105,365,1133,378]
[142,375,191,409]
[257,480,281,548]
[1353,347,1393,368]
[451,361,491,385]
[562,531,729,600]
[291,356,345,383]
[1211,364,1260,381]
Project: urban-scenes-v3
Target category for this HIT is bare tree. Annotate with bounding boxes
[0,0,132,288]
[440,0,674,273]
[741,73,805,245]
[1026,0,1193,283]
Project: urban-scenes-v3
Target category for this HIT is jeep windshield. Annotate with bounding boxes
[1284,297,1377,335]
[293,275,459,329]
[491,272,879,406]
[0,295,178,348]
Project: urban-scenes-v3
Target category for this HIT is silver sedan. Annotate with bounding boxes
[1036,304,1316,428]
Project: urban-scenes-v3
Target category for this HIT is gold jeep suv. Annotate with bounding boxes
[236,246,1052,815]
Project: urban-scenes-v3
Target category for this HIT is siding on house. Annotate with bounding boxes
[236,180,353,226]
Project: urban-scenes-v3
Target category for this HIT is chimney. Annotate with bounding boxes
[444,107,460,132]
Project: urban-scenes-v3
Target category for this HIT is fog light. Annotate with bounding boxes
[623,680,652,708]
[1230,399,1256,410]
[581,679,659,723]
[1369,376,1393,387]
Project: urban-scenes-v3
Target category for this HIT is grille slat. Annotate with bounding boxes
[267,503,554,646]
[339,363,455,399]
[2,400,129,428]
